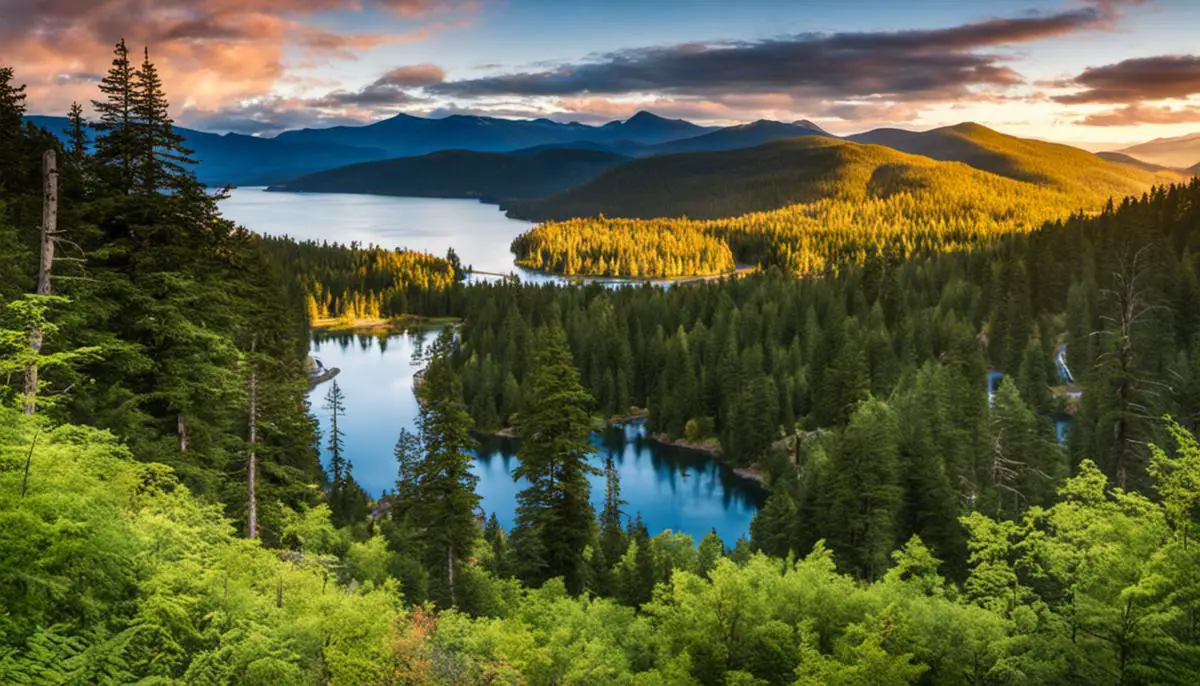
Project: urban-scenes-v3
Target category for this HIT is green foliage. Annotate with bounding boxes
[510,324,598,593]
[0,408,403,684]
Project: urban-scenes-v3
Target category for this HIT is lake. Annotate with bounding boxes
[311,330,765,544]
[220,187,707,287]
[220,186,562,282]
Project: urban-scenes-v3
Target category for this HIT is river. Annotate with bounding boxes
[221,188,765,542]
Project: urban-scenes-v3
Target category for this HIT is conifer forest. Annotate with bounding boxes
[5,11,1200,684]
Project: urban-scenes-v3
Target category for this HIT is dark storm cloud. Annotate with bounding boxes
[1055,55,1200,104]
[430,5,1115,102]
[311,64,442,107]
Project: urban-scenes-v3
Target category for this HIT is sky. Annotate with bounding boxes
[6,0,1200,148]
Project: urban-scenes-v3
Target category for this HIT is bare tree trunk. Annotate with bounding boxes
[24,150,58,415]
[247,337,259,539]
[178,414,189,453]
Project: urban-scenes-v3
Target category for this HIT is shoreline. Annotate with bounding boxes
[504,264,757,285]
[310,315,459,334]
[479,412,770,491]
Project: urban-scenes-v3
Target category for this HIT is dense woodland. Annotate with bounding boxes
[3,49,1200,684]
[258,237,458,324]
[510,133,1187,277]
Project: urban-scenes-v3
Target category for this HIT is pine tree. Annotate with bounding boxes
[393,427,421,517]
[822,397,902,579]
[989,377,1064,517]
[0,67,27,178]
[615,516,656,607]
[131,47,193,194]
[323,380,348,518]
[411,329,481,606]
[510,324,598,593]
[750,490,798,558]
[65,103,87,162]
[697,529,724,579]
[599,455,627,569]
[91,39,137,193]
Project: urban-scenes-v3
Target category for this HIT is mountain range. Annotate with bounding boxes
[24,111,1198,202]
[509,124,1188,221]
[1113,132,1200,169]
[23,110,714,186]
[274,148,630,202]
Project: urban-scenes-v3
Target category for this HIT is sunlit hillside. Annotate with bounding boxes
[511,129,1186,277]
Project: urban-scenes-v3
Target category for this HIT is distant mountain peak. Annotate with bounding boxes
[793,119,828,134]
[948,121,995,136]
[626,110,669,123]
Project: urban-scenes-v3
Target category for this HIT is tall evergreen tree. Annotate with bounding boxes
[393,427,421,517]
[599,455,627,569]
[323,380,349,518]
[821,397,902,579]
[65,103,87,162]
[510,324,597,593]
[411,329,481,606]
[131,47,193,194]
[91,39,137,193]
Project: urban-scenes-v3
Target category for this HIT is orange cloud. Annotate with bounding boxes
[1078,103,1200,126]
[3,0,473,113]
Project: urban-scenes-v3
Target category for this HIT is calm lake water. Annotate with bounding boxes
[311,331,765,544]
[221,187,561,282]
[223,188,764,540]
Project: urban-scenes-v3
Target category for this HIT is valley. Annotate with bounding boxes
[7,6,1200,681]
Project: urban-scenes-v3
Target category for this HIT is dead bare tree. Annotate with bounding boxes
[247,336,259,539]
[1095,244,1166,489]
[23,149,59,414]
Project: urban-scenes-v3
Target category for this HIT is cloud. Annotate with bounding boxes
[2,0,470,114]
[376,64,447,87]
[181,63,444,134]
[181,97,375,136]
[430,4,1122,104]
[1077,103,1200,126]
[1055,55,1200,104]
[309,64,441,107]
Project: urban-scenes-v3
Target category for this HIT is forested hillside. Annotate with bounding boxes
[848,122,1182,196]
[271,148,628,202]
[5,48,1200,685]
[509,130,1188,277]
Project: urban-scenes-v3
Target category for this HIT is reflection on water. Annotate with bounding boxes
[310,330,765,543]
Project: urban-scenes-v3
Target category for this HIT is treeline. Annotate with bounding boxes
[509,137,1177,277]
[0,50,321,540]
[511,215,736,277]
[257,236,458,322]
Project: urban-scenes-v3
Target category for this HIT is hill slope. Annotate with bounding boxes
[849,123,1183,199]
[510,129,1174,222]
[24,115,386,186]
[272,148,629,201]
[1095,151,1181,173]
[1116,132,1200,169]
[509,131,1186,278]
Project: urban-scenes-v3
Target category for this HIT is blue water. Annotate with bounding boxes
[220,187,561,282]
[310,330,765,544]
